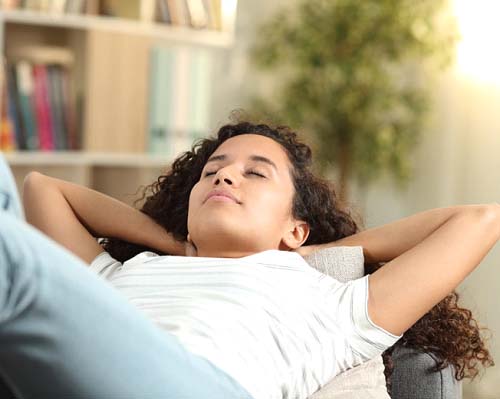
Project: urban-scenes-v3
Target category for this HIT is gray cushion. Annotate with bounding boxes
[303,246,390,399]
[391,346,462,399]
[303,245,365,283]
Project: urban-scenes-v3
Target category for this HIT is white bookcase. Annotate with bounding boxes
[0,5,237,205]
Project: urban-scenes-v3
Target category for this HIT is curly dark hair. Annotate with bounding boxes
[101,113,494,394]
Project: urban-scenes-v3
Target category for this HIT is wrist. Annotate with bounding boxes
[152,229,185,255]
[137,216,182,255]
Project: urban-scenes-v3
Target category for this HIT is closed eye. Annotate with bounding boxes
[203,170,266,178]
[249,171,266,178]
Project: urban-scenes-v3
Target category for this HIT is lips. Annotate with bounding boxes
[205,189,241,204]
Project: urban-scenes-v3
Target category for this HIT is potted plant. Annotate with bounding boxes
[247,0,459,204]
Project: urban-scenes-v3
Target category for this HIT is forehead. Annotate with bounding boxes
[211,134,290,167]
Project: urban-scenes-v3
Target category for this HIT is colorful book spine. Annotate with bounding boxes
[0,76,15,152]
[33,64,55,151]
[61,67,77,150]
[16,61,39,151]
[6,64,24,150]
[47,65,67,150]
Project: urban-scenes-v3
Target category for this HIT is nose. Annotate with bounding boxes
[213,167,236,186]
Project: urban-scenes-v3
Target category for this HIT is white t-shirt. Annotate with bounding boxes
[89,248,401,399]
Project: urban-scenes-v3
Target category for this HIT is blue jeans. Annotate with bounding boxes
[0,153,254,399]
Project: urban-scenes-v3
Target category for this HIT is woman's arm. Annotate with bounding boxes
[368,204,500,336]
[23,172,185,264]
[302,204,482,263]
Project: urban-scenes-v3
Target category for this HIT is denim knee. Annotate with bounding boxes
[0,153,25,220]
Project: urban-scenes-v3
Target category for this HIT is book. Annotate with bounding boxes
[32,64,55,151]
[60,66,78,150]
[39,0,51,12]
[156,0,171,23]
[0,0,21,10]
[165,0,181,25]
[171,45,191,155]
[148,45,175,156]
[186,0,208,29]
[100,0,140,19]
[187,48,212,141]
[0,64,15,151]
[50,0,67,13]
[85,0,100,15]
[140,0,156,22]
[24,0,42,11]
[175,0,191,26]
[65,0,85,14]
[47,65,67,150]
[209,0,221,30]
[202,0,216,30]
[16,60,39,150]
[6,63,26,150]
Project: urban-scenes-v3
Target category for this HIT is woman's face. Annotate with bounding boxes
[188,134,309,258]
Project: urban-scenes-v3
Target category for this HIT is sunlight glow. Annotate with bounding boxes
[453,0,500,85]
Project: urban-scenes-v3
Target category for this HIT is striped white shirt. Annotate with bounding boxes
[89,249,401,399]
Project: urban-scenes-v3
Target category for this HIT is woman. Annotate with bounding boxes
[1,119,496,398]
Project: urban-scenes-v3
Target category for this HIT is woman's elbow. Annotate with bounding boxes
[472,203,500,238]
[471,202,500,244]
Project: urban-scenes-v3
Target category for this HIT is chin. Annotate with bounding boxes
[196,218,243,239]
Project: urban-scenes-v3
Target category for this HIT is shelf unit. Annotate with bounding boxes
[0,5,237,205]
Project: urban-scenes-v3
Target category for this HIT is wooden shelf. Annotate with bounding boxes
[3,151,173,167]
[0,9,235,48]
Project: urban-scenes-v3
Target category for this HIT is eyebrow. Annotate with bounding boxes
[205,154,278,171]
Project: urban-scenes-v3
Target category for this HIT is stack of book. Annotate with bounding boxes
[147,45,213,158]
[0,46,79,152]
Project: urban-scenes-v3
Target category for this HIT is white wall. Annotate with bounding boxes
[215,1,500,397]
[358,72,500,398]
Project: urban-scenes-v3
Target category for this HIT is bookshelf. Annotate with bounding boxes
[0,1,238,206]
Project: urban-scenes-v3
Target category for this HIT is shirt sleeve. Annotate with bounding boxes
[319,274,403,361]
[88,251,122,280]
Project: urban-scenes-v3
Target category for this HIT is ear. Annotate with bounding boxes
[280,221,310,251]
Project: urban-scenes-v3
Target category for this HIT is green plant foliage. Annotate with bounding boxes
[247,0,459,196]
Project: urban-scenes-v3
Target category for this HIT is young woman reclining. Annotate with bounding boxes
[2,118,495,398]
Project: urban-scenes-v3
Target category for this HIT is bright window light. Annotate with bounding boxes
[453,0,500,85]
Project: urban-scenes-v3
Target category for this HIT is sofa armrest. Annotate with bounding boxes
[391,346,462,399]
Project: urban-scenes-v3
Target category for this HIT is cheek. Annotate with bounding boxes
[189,182,202,205]
[187,184,201,223]
[254,189,291,218]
